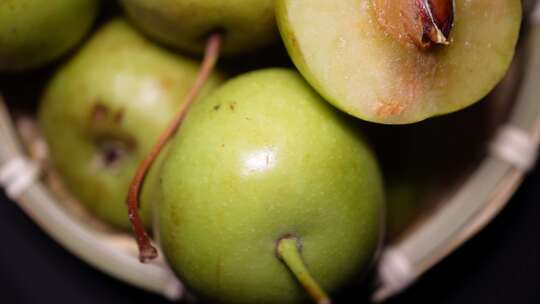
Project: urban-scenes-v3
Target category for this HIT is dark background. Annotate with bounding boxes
[2,1,540,303]
[1,163,539,303]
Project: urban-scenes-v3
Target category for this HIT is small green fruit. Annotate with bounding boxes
[0,0,99,72]
[158,69,384,303]
[39,20,223,229]
[120,0,278,55]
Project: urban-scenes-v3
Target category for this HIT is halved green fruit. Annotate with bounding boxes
[276,0,522,124]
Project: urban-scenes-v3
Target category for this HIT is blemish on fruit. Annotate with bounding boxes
[382,50,439,117]
[229,102,236,111]
[95,137,137,168]
[113,109,125,124]
[160,77,175,90]
[290,35,298,48]
[213,104,221,111]
[90,101,109,122]
[101,144,123,167]
[376,102,404,117]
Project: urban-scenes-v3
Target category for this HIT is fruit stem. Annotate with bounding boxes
[126,33,223,263]
[277,236,332,304]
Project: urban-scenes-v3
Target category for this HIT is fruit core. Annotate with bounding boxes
[372,0,454,49]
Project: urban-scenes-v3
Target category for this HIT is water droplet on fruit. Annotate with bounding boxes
[242,148,277,175]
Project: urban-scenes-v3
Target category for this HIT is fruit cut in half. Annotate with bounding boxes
[276,0,522,124]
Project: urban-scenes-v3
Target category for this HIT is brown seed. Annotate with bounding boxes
[372,0,454,49]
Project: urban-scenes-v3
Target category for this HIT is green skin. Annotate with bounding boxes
[38,20,223,229]
[385,176,426,238]
[159,69,384,303]
[276,0,522,124]
[120,0,278,56]
[0,0,99,72]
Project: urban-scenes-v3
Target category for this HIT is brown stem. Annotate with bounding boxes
[126,33,223,263]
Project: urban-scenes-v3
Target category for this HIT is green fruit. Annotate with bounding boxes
[0,0,99,72]
[276,0,522,124]
[385,176,426,237]
[38,20,223,229]
[120,0,278,55]
[158,69,384,303]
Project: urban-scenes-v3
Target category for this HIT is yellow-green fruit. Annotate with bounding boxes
[121,0,278,56]
[159,69,384,303]
[0,0,99,72]
[39,20,223,229]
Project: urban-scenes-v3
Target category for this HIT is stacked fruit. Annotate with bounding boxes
[0,1,522,303]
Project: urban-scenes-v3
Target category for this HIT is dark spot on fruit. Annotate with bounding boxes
[160,77,175,90]
[213,104,221,111]
[290,35,298,48]
[229,102,236,111]
[376,102,404,117]
[95,137,137,168]
[102,145,122,167]
[90,101,109,122]
[113,110,125,124]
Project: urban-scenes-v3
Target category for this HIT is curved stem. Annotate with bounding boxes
[126,33,223,263]
[277,236,332,304]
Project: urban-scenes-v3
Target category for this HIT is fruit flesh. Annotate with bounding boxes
[276,0,522,124]
[39,20,223,229]
[121,0,278,55]
[0,0,99,72]
[158,69,384,303]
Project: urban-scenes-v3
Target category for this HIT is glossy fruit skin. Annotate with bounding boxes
[121,0,278,56]
[276,0,522,124]
[158,69,384,303]
[38,20,223,229]
[0,0,99,72]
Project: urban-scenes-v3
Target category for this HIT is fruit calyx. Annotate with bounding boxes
[277,235,332,304]
[126,33,223,263]
[373,0,455,49]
